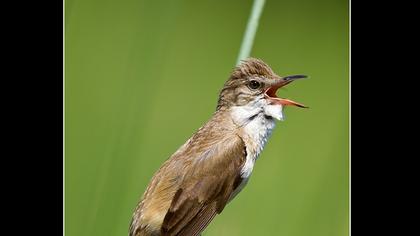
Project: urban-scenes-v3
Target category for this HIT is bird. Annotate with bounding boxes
[129,58,307,236]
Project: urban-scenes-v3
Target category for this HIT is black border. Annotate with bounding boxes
[6,0,63,234]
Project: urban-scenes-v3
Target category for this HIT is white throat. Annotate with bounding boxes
[230,98,285,179]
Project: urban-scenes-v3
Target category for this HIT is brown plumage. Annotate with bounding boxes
[130,58,307,236]
[130,112,245,236]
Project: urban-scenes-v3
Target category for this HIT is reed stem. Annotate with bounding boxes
[236,0,266,65]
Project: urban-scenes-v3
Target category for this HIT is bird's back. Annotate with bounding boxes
[130,112,246,236]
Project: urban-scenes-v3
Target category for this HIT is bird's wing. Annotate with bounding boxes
[161,135,246,236]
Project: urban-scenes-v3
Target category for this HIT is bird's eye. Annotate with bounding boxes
[248,80,261,90]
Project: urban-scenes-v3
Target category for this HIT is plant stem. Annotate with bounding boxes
[236,0,266,65]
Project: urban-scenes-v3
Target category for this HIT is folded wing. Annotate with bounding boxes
[161,135,246,236]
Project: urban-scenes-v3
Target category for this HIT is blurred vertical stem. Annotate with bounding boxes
[236,0,266,65]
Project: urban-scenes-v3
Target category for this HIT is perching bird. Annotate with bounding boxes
[129,58,307,236]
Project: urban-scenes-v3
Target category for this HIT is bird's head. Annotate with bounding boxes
[217,58,307,122]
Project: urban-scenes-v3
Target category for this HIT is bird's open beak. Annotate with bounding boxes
[264,75,308,108]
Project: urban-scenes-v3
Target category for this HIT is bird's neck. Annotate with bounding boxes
[230,105,276,158]
[215,100,277,179]
[214,100,278,159]
[202,100,280,158]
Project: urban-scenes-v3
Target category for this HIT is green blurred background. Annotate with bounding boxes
[65,0,349,235]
